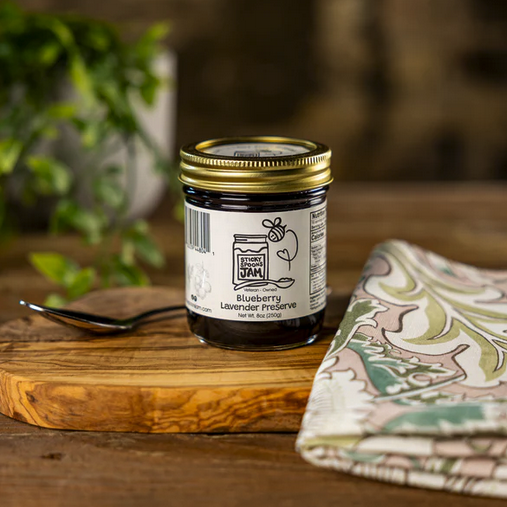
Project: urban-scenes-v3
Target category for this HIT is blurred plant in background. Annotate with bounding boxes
[0,1,173,306]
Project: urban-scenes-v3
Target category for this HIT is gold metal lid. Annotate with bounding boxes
[179,136,332,193]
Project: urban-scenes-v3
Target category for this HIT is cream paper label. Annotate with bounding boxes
[184,201,326,321]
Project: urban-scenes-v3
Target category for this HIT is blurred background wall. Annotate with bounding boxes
[16,0,507,181]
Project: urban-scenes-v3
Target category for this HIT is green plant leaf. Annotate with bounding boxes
[120,239,135,266]
[139,73,160,105]
[92,171,125,210]
[42,17,75,49]
[130,219,148,234]
[26,156,72,195]
[98,84,138,133]
[144,22,171,43]
[44,293,68,308]
[38,41,61,67]
[40,124,59,140]
[132,233,165,268]
[29,252,79,286]
[69,53,95,104]
[112,257,150,286]
[125,220,165,268]
[84,24,110,52]
[50,200,105,244]
[46,102,77,120]
[67,267,96,299]
[79,121,103,149]
[76,212,104,244]
[0,138,23,174]
[135,22,171,61]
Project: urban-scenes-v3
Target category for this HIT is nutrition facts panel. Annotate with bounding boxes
[309,205,327,310]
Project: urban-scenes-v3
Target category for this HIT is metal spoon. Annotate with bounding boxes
[19,300,186,334]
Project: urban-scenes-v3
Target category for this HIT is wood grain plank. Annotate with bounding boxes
[0,418,503,507]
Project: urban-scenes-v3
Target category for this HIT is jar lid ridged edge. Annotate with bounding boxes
[179,136,333,193]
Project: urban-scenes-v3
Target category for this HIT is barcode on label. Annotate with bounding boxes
[185,207,211,253]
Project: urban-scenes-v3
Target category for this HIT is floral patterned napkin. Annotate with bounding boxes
[297,240,507,498]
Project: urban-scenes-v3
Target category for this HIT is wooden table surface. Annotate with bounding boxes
[1,182,506,506]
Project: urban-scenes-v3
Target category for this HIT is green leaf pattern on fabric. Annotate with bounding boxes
[346,332,459,403]
[329,298,387,355]
[382,403,486,433]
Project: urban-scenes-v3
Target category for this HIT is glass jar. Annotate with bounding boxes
[179,136,332,350]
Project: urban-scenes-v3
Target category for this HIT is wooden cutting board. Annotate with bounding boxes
[0,287,334,433]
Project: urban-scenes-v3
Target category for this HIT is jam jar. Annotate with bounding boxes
[179,136,332,350]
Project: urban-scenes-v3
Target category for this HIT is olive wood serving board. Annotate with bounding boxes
[0,287,333,433]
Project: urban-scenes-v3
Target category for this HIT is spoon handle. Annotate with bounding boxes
[127,304,187,325]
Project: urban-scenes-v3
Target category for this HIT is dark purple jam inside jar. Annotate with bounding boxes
[179,136,332,351]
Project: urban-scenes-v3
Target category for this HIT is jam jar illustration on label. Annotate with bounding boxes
[180,135,333,351]
[233,235,269,288]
